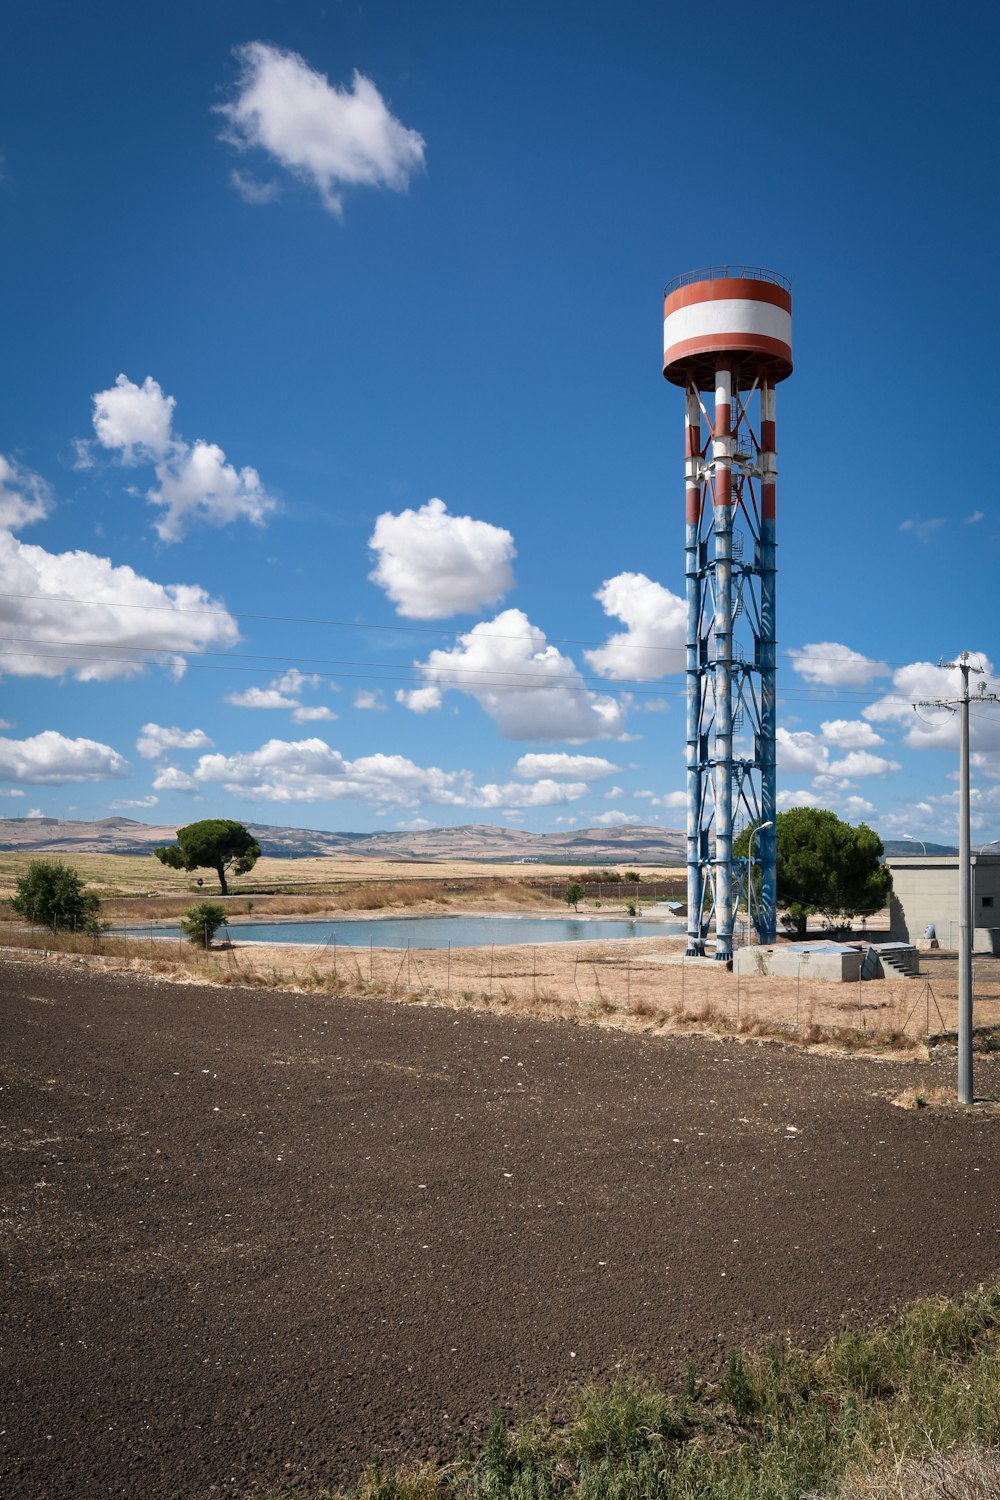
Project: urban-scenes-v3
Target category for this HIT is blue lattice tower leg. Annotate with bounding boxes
[685,386,706,955]
[711,366,734,960]
[758,379,778,943]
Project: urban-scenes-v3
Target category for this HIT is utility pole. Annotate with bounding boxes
[914,653,1000,1104]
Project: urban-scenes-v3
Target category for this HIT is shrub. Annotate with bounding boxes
[180,901,229,948]
[10,860,101,933]
[564,881,585,912]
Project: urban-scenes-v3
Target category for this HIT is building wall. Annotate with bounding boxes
[886,856,1000,953]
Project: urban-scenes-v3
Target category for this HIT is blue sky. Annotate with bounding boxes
[2,0,998,843]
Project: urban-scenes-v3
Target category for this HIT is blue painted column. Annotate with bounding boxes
[758,380,778,943]
[712,367,734,960]
[684,386,705,955]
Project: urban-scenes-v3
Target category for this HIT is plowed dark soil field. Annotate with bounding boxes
[3,954,1000,1499]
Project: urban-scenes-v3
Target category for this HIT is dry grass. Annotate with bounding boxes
[835,1442,1000,1498]
[5,922,975,1057]
[891,1086,957,1111]
[3,849,997,1058]
[0,848,684,900]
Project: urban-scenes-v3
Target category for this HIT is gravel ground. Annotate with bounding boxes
[3,953,1000,1499]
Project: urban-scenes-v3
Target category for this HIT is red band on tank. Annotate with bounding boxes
[714,471,732,507]
[664,278,792,317]
[685,425,701,456]
[760,420,776,450]
[762,484,776,520]
[664,332,793,369]
[686,488,701,523]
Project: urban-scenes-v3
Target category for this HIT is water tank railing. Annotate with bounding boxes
[665,265,791,295]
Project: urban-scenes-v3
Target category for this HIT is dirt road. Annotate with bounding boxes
[3,954,999,1498]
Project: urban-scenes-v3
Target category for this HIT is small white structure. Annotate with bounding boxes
[886,855,1000,954]
[733,940,919,982]
[733,941,862,981]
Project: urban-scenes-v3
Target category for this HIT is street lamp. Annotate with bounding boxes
[902,833,927,856]
[747,820,774,943]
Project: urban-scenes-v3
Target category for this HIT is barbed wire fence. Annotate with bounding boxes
[4,919,1000,1045]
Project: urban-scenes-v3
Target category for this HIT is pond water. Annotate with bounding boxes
[125,914,685,949]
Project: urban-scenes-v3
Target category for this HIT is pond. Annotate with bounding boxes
[123,914,686,949]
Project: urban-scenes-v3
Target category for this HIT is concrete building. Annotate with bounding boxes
[886,854,1000,954]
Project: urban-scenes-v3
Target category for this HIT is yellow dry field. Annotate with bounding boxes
[0,849,683,902]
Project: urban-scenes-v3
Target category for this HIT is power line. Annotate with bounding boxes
[0,638,942,709]
[0,587,956,671]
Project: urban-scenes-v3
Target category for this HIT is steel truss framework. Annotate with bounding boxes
[685,371,777,958]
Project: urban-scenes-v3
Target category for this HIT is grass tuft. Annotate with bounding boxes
[252,1282,1000,1499]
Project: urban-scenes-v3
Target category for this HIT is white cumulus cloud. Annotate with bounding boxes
[354,689,387,711]
[0,455,52,529]
[92,374,276,542]
[369,498,515,619]
[149,439,274,543]
[0,530,240,681]
[514,753,620,780]
[136,724,214,760]
[110,795,159,810]
[152,765,199,793]
[865,656,1000,752]
[471,779,588,809]
[827,750,901,777]
[399,609,629,741]
[839,795,877,819]
[226,669,337,723]
[776,727,829,776]
[0,730,128,785]
[585,573,685,680]
[291,705,337,723]
[191,737,592,813]
[776,789,821,810]
[820,719,885,750]
[92,374,175,461]
[218,42,425,217]
[788,642,889,687]
[226,686,299,710]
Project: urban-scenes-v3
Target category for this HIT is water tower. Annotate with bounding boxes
[662,266,793,958]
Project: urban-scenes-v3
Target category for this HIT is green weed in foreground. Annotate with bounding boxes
[256,1282,1000,1498]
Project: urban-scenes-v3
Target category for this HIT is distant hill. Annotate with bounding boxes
[882,839,959,857]
[0,815,687,865]
[2,817,981,864]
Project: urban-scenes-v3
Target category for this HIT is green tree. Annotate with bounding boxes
[624,870,642,884]
[179,901,229,948]
[155,819,261,895]
[564,881,585,912]
[734,808,892,938]
[10,859,101,932]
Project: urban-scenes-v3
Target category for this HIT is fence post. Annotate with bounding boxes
[447,942,451,996]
